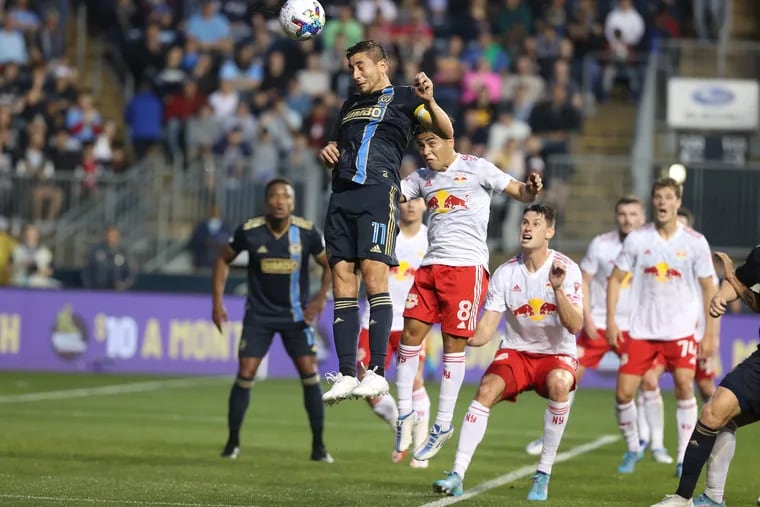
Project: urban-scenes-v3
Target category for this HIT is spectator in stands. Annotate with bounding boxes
[154,45,186,97]
[602,25,641,100]
[49,128,82,173]
[188,203,230,270]
[209,78,239,120]
[129,22,166,85]
[185,0,232,55]
[322,5,364,50]
[502,54,545,104]
[185,102,219,163]
[75,142,103,196]
[0,133,12,217]
[124,81,163,159]
[93,119,118,168]
[495,0,533,52]
[46,64,78,119]
[694,0,727,41]
[222,101,257,142]
[487,106,531,158]
[355,0,398,25]
[66,90,103,143]
[0,14,29,64]
[461,57,502,104]
[164,79,207,160]
[219,43,262,96]
[11,223,59,288]
[38,8,65,61]
[9,0,41,33]
[0,215,16,286]
[604,0,645,48]
[16,127,63,226]
[529,83,581,156]
[509,82,536,123]
[297,52,330,99]
[82,224,134,291]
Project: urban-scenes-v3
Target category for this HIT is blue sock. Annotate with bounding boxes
[227,375,253,442]
[301,373,325,449]
[676,421,719,499]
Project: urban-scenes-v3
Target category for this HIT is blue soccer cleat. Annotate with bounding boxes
[693,492,725,507]
[675,462,683,478]
[618,450,643,473]
[527,471,550,501]
[433,471,463,497]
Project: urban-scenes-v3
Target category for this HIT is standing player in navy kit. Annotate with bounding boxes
[212,178,333,463]
[319,40,454,403]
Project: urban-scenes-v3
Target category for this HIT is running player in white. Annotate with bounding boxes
[355,197,432,468]
[395,126,542,462]
[432,204,583,501]
[607,177,718,476]
[524,196,657,457]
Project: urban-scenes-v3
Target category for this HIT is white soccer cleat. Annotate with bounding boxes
[652,448,675,464]
[650,494,694,507]
[525,438,544,456]
[410,458,429,469]
[395,411,415,452]
[412,412,430,452]
[351,367,389,399]
[322,372,359,404]
[413,423,454,461]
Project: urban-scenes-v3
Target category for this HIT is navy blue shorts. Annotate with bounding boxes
[719,344,760,416]
[238,321,316,359]
[324,181,399,267]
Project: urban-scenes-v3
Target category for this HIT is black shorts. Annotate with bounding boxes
[238,321,316,359]
[324,180,399,267]
[719,344,760,416]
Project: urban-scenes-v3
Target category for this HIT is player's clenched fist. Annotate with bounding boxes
[549,260,566,290]
[413,72,435,103]
[526,172,543,195]
[320,142,340,168]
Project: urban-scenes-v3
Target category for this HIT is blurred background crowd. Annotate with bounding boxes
[0,0,731,289]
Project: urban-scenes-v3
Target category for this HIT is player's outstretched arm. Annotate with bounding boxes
[413,72,454,139]
[305,252,331,323]
[468,310,502,347]
[504,173,542,203]
[605,266,627,348]
[212,245,238,332]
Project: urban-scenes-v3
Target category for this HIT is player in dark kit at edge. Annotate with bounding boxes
[319,40,454,403]
[652,245,760,507]
[212,178,333,462]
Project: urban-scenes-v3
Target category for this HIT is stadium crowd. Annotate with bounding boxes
[0,0,697,281]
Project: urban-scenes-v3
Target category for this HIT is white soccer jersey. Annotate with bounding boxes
[580,231,633,330]
[485,250,583,357]
[615,223,716,341]
[401,154,515,269]
[360,225,428,331]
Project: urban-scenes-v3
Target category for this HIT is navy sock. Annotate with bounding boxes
[301,373,325,449]
[227,375,253,442]
[333,297,360,376]
[367,292,393,377]
[675,421,719,499]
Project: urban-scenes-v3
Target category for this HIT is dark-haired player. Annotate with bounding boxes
[212,178,333,462]
[433,205,583,501]
[319,40,454,403]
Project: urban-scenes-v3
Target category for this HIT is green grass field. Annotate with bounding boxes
[1,372,758,506]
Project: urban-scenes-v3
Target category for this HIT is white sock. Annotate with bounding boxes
[636,391,650,445]
[436,352,466,430]
[616,401,640,452]
[676,397,698,463]
[412,387,431,449]
[452,400,490,479]
[396,344,421,415]
[538,400,571,475]
[372,394,398,427]
[644,388,665,450]
[704,428,736,503]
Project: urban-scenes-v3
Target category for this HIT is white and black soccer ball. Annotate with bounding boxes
[279,0,326,41]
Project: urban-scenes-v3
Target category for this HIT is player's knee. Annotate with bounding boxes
[301,372,321,386]
[401,326,425,346]
[545,371,573,402]
[673,379,695,400]
[442,335,467,353]
[238,359,258,379]
[615,386,635,404]
[700,402,729,429]
[475,375,504,408]
[640,373,659,391]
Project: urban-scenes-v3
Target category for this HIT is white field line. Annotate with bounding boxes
[0,377,226,403]
[0,494,255,507]
[418,434,620,507]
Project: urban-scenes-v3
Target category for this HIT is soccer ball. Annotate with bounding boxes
[279,0,326,41]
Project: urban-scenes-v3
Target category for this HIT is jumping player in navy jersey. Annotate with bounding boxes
[319,40,454,403]
[212,178,333,463]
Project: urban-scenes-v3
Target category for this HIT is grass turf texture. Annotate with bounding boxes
[1,372,759,506]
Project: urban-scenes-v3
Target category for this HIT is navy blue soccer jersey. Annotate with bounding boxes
[331,85,427,190]
[228,216,325,323]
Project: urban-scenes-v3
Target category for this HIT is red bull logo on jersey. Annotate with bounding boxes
[643,262,682,282]
[391,260,416,281]
[512,298,557,321]
[426,190,469,214]
[452,172,468,184]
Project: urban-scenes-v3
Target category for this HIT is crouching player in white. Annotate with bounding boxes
[432,204,583,501]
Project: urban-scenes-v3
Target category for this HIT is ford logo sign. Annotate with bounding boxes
[692,87,735,105]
